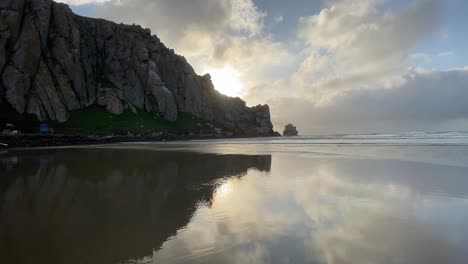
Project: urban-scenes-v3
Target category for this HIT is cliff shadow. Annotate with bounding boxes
[0,148,271,264]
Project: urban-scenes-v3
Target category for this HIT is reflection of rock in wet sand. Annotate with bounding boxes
[0,149,271,264]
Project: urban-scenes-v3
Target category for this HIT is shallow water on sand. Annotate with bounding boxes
[1,137,468,264]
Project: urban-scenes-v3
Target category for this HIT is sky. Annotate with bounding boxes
[59,0,468,134]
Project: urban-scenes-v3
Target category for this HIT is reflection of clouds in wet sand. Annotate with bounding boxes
[153,156,467,264]
[1,148,467,264]
[294,165,452,263]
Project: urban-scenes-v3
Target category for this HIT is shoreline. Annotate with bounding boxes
[0,133,278,149]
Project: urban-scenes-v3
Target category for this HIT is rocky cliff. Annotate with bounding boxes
[0,0,275,136]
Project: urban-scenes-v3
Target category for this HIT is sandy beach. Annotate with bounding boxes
[2,134,468,263]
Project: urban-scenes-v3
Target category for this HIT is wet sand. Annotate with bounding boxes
[1,139,468,263]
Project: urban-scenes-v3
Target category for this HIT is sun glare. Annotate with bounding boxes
[216,181,233,199]
[205,65,244,97]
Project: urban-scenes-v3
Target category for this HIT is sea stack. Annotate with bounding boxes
[283,124,298,136]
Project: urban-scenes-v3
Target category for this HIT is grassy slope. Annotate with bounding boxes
[1,104,222,135]
[57,106,223,135]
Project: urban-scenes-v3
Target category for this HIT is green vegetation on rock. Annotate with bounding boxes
[1,103,223,136]
[56,106,223,135]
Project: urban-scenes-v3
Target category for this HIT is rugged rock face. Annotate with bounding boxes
[0,0,275,136]
[283,124,298,136]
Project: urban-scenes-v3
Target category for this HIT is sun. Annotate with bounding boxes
[205,65,244,97]
[217,182,232,198]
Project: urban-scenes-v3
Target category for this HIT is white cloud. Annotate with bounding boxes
[229,0,266,36]
[274,15,284,23]
[293,0,441,104]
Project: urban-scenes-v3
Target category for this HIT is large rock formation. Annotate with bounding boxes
[0,0,275,136]
[283,124,298,136]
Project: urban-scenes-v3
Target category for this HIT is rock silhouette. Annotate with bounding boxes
[283,124,298,136]
[0,0,274,136]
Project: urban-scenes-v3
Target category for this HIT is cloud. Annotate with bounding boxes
[269,68,468,134]
[274,15,284,23]
[91,0,292,93]
[409,51,455,66]
[293,0,441,104]
[253,0,464,134]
